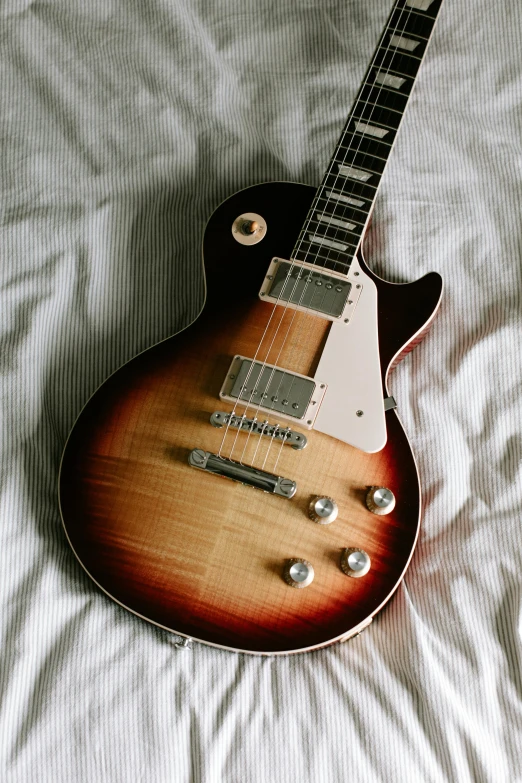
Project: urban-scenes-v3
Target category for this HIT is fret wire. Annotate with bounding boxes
[305,230,365,246]
[299,232,360,250]
[350,131,393,147]
[310,214,366,229]
[384,47,423,62]
[334,153,386,173]
[357,99,404,116]
[334,177,379,190]
[315,196,369,217]
[336,146,388,163]
[351,117,397,133]
[373,66,414,81]
[297,242,359,259]
[388,28,429,42]
[291,0,443,269]
[293,250,352,268]
[363,83,410,101]
[375,48,421,67]
[397,7,437,21]
[335,161,382,177]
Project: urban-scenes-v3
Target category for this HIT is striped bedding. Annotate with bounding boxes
[1,0,521,780]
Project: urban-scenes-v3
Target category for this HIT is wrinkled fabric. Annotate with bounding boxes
[1,1,521,781]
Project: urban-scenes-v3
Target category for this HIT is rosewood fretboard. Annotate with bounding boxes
[292,0,444,272]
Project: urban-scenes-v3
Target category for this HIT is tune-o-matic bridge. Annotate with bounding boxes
[219,356,327,429]
[210,412,307,450]
[258,258,363,323]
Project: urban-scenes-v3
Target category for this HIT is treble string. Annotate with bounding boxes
[220,0,420,467]
[236,0,417,470]
[265,6,418,471]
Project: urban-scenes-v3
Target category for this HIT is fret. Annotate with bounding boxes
[316,192,369,217]
[405,0,434,8]
[336,135,393,160]
[403,0,438,13]
[304,222,361,246]
[355,99,403,117]
[301,217,361,239]
[318,191,368,213]
[397,0,444,20]
[374,48,422,78]
[353,102,403,130]
[334,148,386,174]
[351,127,393,146]
[310,211,364,234]
[404,8,436,20]
[337,163,378,180]
[303,217,366,247]
[373,65,415,83]
[322,173,377,202]
[373,72,407,91]
[336,145,388,165]
[353,115,397,135]
[293,243,353,269]
[387,45,423,61]
[307,234,351,252]
[396,1,438,20]
[308,214,365,234]
[337,168,378,187]
[359,84,409,113]
[315,213,357,231]
[389,8,435,37]
[389,34,421,52]
[290,0,444,269]
[353,119,393,138]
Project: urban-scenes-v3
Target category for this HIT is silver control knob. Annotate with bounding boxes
[283,559,315,588]
[340,548,371,578]
[366,486,396,515]
[309,496,338,525]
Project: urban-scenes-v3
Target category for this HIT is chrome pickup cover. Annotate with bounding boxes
[210,411,307,449]
[219,356,327,428]
[258,258,363,323]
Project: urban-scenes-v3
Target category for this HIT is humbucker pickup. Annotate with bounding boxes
[258,257,363,323]
[219,356,327,429]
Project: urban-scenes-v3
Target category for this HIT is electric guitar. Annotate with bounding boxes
[59,0,444,654]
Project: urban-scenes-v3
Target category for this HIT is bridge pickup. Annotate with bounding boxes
[219,356,327,429]
[188,449,297,498]
[258,258,363,323]
[210,411,307,450]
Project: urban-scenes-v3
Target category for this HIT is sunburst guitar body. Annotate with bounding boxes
[60,0,446,654]
[59,182,442,654]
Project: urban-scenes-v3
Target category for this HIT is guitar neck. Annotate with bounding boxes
[292,0,444,272]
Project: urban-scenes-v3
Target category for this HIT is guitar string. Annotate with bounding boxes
[279,0,418,338]
[219,0,421,465]
[292,0,418,281]
[227,0,417,467]
[268,2,420,473]
[263,0,411,471]
[247,1,418,471]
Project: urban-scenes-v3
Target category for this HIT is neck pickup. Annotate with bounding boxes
[258,257,363,323]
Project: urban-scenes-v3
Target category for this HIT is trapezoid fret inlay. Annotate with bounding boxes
[291,0,444,271]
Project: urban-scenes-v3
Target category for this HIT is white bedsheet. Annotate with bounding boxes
[1,1,521,781]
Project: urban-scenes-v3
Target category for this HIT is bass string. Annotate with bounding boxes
[294,0,417,280]
[258,0,418,475]
[224,0,414,467]
[236,1,416,470]
[220,1,416,466]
